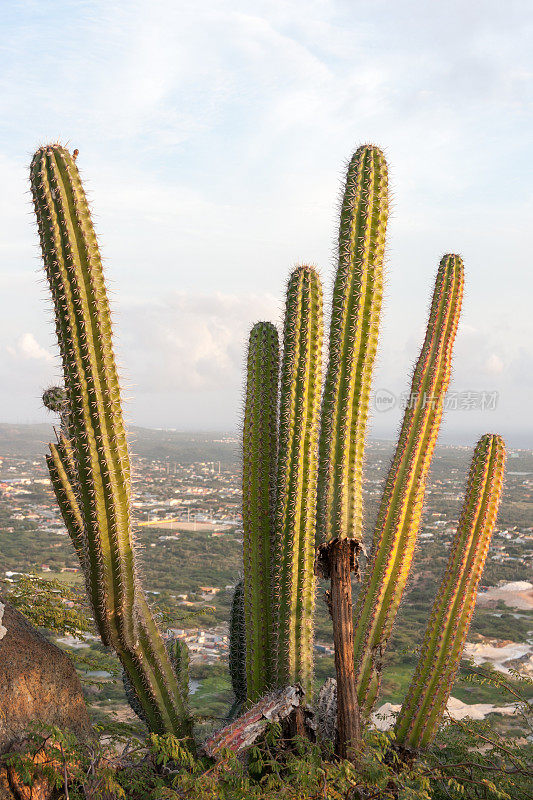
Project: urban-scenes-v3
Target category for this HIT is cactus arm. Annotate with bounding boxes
[313,145,388,758]
[169,637,191,701]
[242,321,279,701]
[46,440,86,568]
[317,145,388,544]
[47,436,190,735]
[352,254,464,717]
[30,144,191,739]
[54,434,80,497]
[228,579,247,716]
[394,434,506,749]
[275,266,323,695]
[134,596,193,732]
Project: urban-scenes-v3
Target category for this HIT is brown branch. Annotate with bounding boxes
[316,537,362,760]
[202,685,305,759]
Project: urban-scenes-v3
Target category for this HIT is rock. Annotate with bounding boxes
[371,696,520,731]
[0,745,56,800]
[0,768,14,800]
[0,599,92,797]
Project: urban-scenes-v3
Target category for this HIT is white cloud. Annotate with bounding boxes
[485,353,504,375]
[0,0,532,438]
[117,290,280,393]
[7,332,53,362]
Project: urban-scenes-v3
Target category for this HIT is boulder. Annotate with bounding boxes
[0,600,92,798]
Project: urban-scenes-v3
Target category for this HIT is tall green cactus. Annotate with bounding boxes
[317,145,388,544]
[30,144,192,739]
[394,434,506,749]
[242,322,279,701]
[312,144,388,757]
[274,266,323,696]
[352,255,464,718]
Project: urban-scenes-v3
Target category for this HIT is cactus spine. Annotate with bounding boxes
[352,254,464,718]
[274,266,323,696]
[242,322,279,701]
[317,145,388,544]
[395,434,506,749]
[228,579,247,716]
[30,144,192,739]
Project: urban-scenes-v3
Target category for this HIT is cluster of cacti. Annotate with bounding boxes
[32,142,505,761]
[236,144,505,755]
[239,265,324,704]
[30,145,193,742]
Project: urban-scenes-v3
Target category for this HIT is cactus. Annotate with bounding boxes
[31,141,507,765]
[274,266,323,696]
[394,434,506,749]
[46,434,87,568]
[352,255,464,718]
[42,386,68,414]
[124,636,191,724]
[228,579,247,717]
[317,145,388,545]
[30,144,192,740]
[312,144,388,757]
[169,637,191,703]
[242,322,279,701]
[43,386,70,432]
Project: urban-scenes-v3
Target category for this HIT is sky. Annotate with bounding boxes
[0,0,532,447]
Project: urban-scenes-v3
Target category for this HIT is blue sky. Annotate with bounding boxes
[1,0,532,445]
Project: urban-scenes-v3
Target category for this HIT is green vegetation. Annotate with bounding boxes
[5,718,532,800]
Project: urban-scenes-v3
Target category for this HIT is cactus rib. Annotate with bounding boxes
[395,434,506,749]
[353,254,464,717]
[30,144,191,738]
[317,145,388,544]
[274,266,323,695]
[242,321,279,701]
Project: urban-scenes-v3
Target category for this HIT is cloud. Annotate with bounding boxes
[0,0,532,438]
[7,332,53,362]
[485,353,504,375]
[117,290,280,393]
